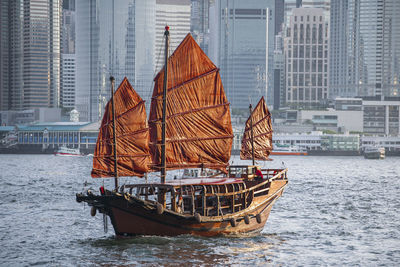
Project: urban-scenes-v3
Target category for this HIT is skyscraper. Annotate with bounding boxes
[75,0,156,122]
[60,0,76,109]
[60,54,75,108]
[155,0,191,73]
[284,8,329,107]
[190,0,212,55]
[0,0,62,111]
[330,0,400,98]
[209,0,276,111]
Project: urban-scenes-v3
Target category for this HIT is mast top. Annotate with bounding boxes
[110,76,115,82]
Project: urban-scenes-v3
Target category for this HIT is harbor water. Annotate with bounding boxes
[0,154,399,266]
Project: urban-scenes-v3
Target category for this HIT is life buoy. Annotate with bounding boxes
[244,215,250,224]
[194,213,202,223]
[256,214,262,224]
[90,206,96,217]
[156,203,164,215]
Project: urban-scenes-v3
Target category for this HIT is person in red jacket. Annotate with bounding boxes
[255,167,263,180]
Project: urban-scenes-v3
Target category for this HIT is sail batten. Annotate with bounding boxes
[149,34,233,172]
[151,68,219,98]
[240,97,273,161]
[149,102,230,123]
[92,78,151,178]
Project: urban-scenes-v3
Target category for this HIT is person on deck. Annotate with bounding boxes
[255,167,263,180]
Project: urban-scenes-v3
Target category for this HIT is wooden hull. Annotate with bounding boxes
[77,179,287,237]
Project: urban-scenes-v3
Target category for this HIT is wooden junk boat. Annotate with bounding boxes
[76,27,288,237]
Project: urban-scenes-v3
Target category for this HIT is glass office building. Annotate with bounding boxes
[76,0,156,122]
[210,0,275,111]
[0,0,61,111]
[284,8,329,107]
[330,0,400,98]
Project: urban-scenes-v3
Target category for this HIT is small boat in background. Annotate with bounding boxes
[270,144,308,156]
[55,146,82,156]
[363,146,385,159]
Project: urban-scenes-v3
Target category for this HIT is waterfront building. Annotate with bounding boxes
[155,0,191,73]
[0,108,62,126]
[360,135,400,156]
[284,8,329,108]
[334,98,363,111]
[299,109,363,133]
[14,122,99,154]
[330,0,400,99]
[75,0,156,122]
[232,130,361,155]
[362,97,400,136]
[209,0,276,110]
[0,0,62,111]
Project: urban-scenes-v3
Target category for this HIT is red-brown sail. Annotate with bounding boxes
[240,97,273,161]
[149,33,233,171]
[92,77,151,178]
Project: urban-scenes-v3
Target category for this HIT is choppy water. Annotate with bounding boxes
[0,154,399,266]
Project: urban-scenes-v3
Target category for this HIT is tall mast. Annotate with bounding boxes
[110,76,119,189]
[249,103,255,165]
[161,25,169,184]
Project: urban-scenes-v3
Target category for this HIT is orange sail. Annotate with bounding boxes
[240,97,273,161]
[91,78,151,178]
[149,34,233,171]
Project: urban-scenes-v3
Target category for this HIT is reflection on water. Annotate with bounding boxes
[0,155,399,266]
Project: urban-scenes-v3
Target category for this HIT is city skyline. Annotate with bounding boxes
[0,0,399,126]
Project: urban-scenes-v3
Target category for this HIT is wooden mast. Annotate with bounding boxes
[161,26,169,184]
[110,76,119,190]
[249,103,255,166]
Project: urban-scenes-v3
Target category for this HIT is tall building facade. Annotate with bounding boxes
[190,0,212,55]
[209,0,276,111]
[155,0,191,73]
[76,0,156,122]
[284,0,330,26]
[60,54,75,108]
[62,5,75,54]
[284,8,329,107]
[0,0,62,111]
[330,0,400,98]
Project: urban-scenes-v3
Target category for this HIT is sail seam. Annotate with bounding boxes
[152,68,219,99]
[94,154,151,158]
[151,134,234,144]
[149,102,230,123]
[244,113,271,131]
[101,100,146,129]
[97,128,149,143]
[242,131,273,142]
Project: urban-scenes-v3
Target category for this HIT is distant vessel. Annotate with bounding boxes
[76,28,288,237]
[54,146,81,156]
[364,146,385,159]
[271,144,308,156]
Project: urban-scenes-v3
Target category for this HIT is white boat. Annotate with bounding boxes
[363,146,385,159]
[271,144,308,156]
[54,146,82,156]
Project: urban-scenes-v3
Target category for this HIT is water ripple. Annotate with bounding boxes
[0,155,399,266]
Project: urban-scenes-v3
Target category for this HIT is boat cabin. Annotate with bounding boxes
[122,167,286,219]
